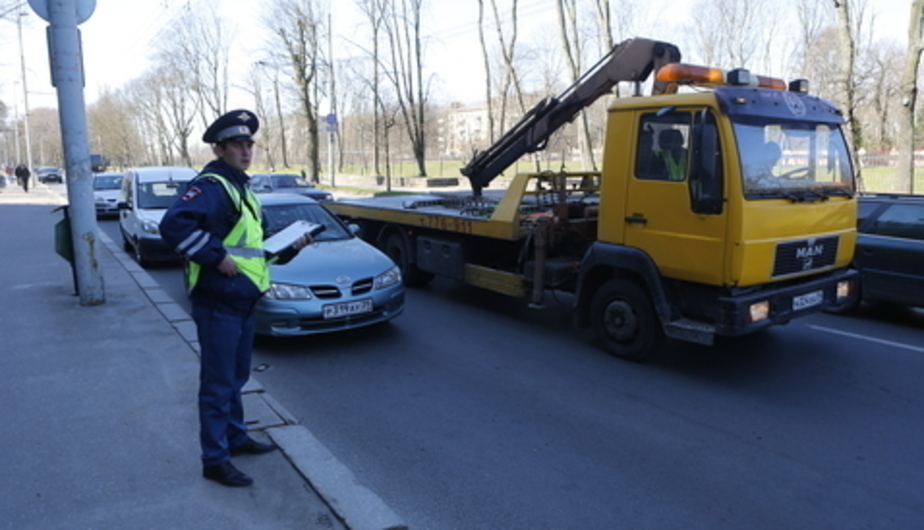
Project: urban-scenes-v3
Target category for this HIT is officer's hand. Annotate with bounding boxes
[294,234,312,250]
[217,255,238,276]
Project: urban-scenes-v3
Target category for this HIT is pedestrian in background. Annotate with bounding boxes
[159,110,309,487]
[15,164,30,193]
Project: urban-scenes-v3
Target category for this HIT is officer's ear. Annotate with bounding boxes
[212,142,225,157]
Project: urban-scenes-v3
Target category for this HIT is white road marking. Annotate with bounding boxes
[808,325,924,353]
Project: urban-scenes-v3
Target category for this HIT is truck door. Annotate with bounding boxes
[624,109,728,285]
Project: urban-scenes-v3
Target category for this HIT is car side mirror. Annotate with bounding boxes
[348,223,361,235]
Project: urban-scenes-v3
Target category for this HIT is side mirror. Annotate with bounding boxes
[690,111,724,215]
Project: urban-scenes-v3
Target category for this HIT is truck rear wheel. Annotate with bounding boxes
[590,278,663,362]
[384,233,433,287]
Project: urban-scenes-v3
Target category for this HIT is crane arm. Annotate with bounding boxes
[460,37,681,196]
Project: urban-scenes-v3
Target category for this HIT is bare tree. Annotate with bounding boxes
[477,0,496,144]
[896,0,924,193]
[382,0,429,176]
[833,0,861,178]
[87,89,144,169]
[555,0,596,171]
[156,4,230,131]
[857,41,903,151]
[355,0,390,176]
[265,0,326,183]
[688,0,774,71]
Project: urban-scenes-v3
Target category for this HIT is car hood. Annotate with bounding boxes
[137,208,168,225]
[269,237,395,285]
[94,189,120,201]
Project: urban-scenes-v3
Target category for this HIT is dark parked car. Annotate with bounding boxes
[37,167,63,183]
[831,193,924,313]
[249,173,333,201]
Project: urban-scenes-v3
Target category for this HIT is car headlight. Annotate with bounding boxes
[265,282,314,300]
[141,219,160,235]
[374,265,402,289]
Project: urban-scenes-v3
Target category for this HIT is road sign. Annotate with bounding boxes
[28,0,96,24]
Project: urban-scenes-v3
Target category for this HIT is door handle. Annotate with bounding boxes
[625,216,647,225]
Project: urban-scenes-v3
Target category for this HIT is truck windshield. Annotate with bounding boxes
[733,118,854,201]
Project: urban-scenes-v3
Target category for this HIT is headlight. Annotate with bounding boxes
[265,282,313,300]
[374,265,402,289]
[141,219,160,235]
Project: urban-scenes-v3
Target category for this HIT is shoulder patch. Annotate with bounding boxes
[181,186,203,201]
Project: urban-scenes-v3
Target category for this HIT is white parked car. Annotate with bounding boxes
[93,172,124,218]
[118,166,196,267]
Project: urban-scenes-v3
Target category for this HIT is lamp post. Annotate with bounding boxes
[17,7,34,186]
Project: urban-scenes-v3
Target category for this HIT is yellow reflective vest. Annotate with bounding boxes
[187,173,270,293]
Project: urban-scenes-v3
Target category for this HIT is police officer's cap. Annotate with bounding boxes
[202,109,260,144]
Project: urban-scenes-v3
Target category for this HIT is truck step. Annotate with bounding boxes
[663,318,715,346]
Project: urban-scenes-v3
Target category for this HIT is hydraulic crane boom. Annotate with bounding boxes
[460,37,682,196]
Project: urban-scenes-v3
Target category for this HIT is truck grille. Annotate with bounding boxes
[772,236,839,277]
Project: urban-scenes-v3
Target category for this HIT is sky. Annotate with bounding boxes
[0,0,912,116]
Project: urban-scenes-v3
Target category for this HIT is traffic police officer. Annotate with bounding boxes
[160,109,303,487]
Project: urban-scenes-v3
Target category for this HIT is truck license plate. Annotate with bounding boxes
[323,298,373,319]
[792,290,824,311]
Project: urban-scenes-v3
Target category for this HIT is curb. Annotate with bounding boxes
[95,223,407,530]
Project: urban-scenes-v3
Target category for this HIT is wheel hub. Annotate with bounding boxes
[603,300,638,341]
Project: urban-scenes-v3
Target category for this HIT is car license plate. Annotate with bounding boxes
[792,290,824,311]
[323,298,373,319]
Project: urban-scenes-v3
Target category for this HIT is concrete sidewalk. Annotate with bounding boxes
[0,183,405,530]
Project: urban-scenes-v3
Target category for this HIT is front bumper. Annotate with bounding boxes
[715,268,860,336]
[254,287,405,336]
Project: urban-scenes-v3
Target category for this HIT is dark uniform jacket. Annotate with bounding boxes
[160,159,264,314]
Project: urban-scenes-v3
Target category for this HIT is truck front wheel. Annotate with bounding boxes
[384,233,433,287]
[590,278,663,362]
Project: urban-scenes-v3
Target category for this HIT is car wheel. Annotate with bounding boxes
[132,238,150,268]
[122,232,132,253]
[383,233,433,287]
[590,278,663,362]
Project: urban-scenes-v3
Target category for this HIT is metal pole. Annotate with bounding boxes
[328,12,335,187]
[48,0,105,305]
[17,7,34,185]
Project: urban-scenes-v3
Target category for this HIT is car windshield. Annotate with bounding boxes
[138,181,186,209]
[734,117,855,201]
[93,175,123,190]
[271,175,313,189]
[262,202,351,242]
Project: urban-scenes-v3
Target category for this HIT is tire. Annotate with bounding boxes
[590,278,664,362]
[384,233,433,287]
[132,237,150,268]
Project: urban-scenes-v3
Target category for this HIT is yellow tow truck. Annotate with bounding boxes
[329,37,859,361]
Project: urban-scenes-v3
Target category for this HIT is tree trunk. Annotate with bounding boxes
[477,0,495,144]
[833,0,862,185]
[897,0,924,193]
[556,0,596,171]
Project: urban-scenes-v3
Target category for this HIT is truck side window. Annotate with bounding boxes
[635,112,692,181]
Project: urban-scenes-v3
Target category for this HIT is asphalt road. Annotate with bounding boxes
[97,217,924,529]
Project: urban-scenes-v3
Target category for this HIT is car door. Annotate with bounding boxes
[856,201,924,307]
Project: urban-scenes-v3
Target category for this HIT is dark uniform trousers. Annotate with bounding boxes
[193,299,256,466]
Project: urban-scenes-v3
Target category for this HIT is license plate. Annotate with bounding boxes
[323,298,373,319]
[792,290,824,311]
